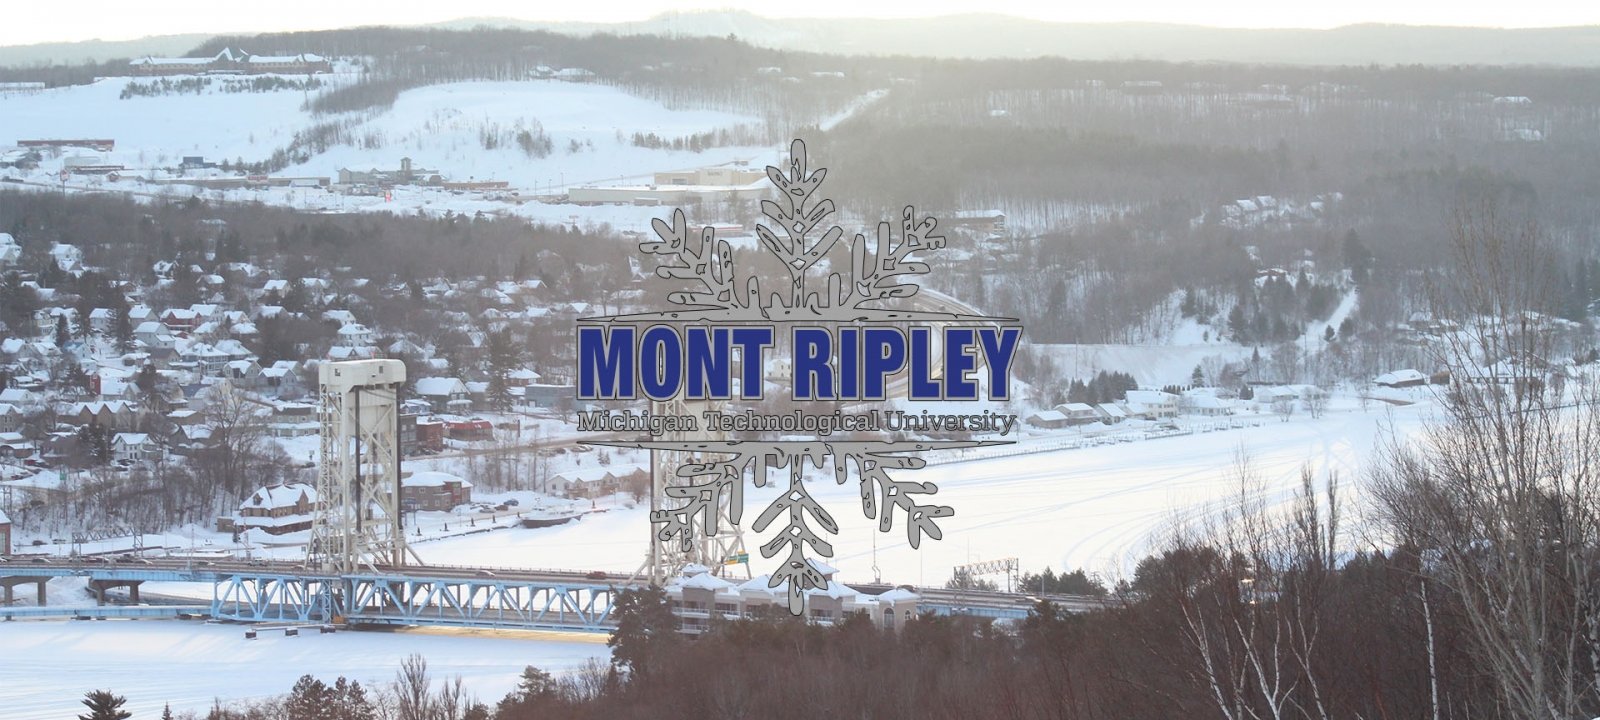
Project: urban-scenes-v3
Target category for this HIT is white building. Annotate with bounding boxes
[112,433,163,464]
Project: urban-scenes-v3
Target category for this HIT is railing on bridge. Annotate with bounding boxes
[1,561,1101,630]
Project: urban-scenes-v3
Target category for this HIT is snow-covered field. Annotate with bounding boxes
[0,620,608,720]
[417,399,1430,584]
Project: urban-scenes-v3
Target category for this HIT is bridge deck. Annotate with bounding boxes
[0,560,1105,630]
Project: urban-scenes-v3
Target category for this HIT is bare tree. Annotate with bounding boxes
[1153,453,1341,720]
[1371,200,1600,719]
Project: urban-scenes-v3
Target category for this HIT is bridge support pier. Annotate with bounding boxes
[0,577,49,606]
[88,579,142,606]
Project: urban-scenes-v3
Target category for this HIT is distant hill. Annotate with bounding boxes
[0,34,214,66]
[4,13,1600,69]
[434,12,1600,67]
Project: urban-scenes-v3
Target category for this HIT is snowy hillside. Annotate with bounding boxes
[1,75,772,193]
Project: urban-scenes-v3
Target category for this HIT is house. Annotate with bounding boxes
[0,233,19,268]
[1051,403,1101,426]
[0,388,40,408]
[442,417,492,440]
[399,470,473,511]
[67,400,138,431]
[1375,369,1427,388]
[550,465,648,498]
[259,361,302,396]
[520,383,575,409]
[225,359,264,388]
[268,403,317,437]
[337,323,373,346]
[1094,403,1127,424]
[1026,409,1071,429]
[49,242,83,273]
[413,377,472,412]
[0,432,35,459]
[507,368,542,387]
[89,308,114,334]
[0,404,20,433]
[1124,390,1180,419]
[1255,386,1301,403]
[178,342,234,375]
[0,508,9,555]
[1186,395,1232,417]
[134,321,175,349]
[326,346,379,361]
[233,482,320,535]
[112,432,163,463]
[160,308,200,332]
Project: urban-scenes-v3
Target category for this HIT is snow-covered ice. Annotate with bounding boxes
[0,620,609,720]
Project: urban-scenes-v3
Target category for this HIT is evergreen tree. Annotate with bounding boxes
[607,586,680,680]
[283,675,332,720]
[55,314,70,348]
[484,328,522,411]
[78,690,131,720]
[113,298,134,352]
[0,271,39,336]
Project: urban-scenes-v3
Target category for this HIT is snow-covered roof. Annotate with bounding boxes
[402,470,471,488]
[803,579,857,600]
[678,572,736,592]
[113,433,151,445]
[736,574,778,596]
[241,482,318,511]
[876,588,919,603]
[1126,390,1178,404]
[1375,369,1426,385]
[413,377,467,397]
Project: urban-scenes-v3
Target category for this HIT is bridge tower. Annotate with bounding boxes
[641,396,748,584]
[308,360,417,573]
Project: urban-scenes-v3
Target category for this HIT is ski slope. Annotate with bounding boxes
[0,76,768,191]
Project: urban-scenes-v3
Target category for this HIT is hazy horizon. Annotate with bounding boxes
[5,3,1600,48]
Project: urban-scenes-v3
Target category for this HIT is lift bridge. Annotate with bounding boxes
[0,361,1073,631]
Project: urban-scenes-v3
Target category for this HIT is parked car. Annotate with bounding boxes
[503,498,520,507]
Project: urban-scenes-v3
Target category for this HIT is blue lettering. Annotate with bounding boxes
[577,326,634,399]
[686,326,730,399]
[793,328,833,399]
[979,327,1021,401]
[863,328,906,399]
[732,327,773,399]
[909,327,940,400]
[639,325,682,400]
[944,328,978,400]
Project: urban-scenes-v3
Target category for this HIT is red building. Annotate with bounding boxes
[444,418,492,441]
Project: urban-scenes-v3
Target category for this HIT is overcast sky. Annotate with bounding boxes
[5,1,1599,47]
